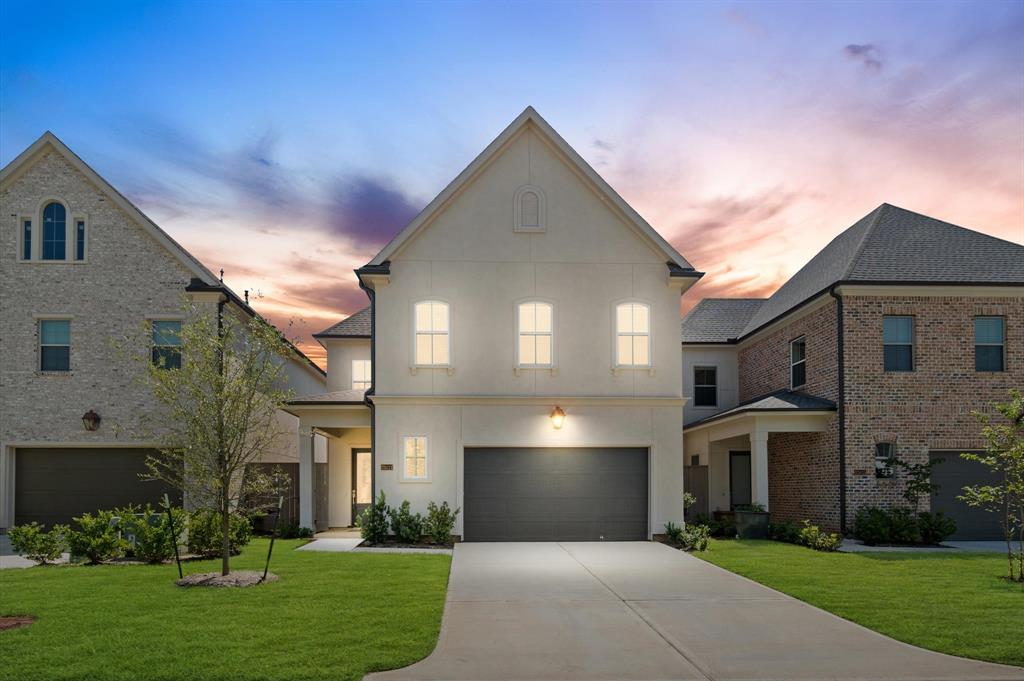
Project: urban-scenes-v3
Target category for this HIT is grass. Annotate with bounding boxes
[697,539,1024,667]
[0,539,451,681]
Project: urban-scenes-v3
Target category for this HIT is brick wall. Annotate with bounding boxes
[768,429,840,530]
[842,294,1023,514]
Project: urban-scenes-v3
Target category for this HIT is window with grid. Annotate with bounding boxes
[402,436,428,480]
[151,320,182,370]
[42,202,66,260]
[790,336,806,388]
[414,301,450,366]
[875,442,896,478]
[352,359,372,390]
[39,319,71,372]
[615,302,650,367]
[975,317,1005,372]
[883,316,914,371]
[518,302,553,367]
[693,366,717,407]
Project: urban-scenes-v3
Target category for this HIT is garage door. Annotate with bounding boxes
[464,447,648,542]
[930,451,1003,540]
[15,448,178,528]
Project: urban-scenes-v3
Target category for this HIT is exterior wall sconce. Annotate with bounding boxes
[82,409,101,431]
[550,406,566,429]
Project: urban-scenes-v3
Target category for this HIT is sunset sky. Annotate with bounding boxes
[2,0,1022,367]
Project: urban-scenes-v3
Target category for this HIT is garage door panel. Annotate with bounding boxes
[464,447,648,542]
[929,451,1003,541]
[15,448,179,528]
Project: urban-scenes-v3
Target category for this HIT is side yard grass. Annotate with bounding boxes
[697,539,1024,667]
[0,538,451,681]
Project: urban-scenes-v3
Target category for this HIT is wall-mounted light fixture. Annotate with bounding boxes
[82,409,101,432]
[550,406,566,429]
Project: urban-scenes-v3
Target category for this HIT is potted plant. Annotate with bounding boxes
[733,503,770,538]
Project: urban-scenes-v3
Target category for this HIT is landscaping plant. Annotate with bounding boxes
[959,389,1024,581]
[7,522,68,565]
[187,510,254,557]
[67,510,128,564]
[425,501,460,544]
[664,521,684,545]
[357,491,390,544]
[117,301,295,576]
[115,504,186,564]
[389,500,424,544]
[797,520,841,552]
[917,511,957,545]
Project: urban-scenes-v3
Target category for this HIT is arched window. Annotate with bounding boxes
[517,301,553,367]
[615,302,651,367]
[42,202,66,260]
[514,185,545,232]
[414,300,450,366]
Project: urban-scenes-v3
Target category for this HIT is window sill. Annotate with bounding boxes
[514,366,557,376]
[613,366,655,376]
[410,366,454,376]
[398,478,432,484]
[35,371,73,376]
[18,259,88,264]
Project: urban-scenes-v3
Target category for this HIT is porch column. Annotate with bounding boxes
[298,428,314,530]
[750,430,769,510]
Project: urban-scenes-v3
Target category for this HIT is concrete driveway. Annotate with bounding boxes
[366,541,1024,681]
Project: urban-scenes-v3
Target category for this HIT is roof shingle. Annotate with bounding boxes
[315,306,371,338]
[681,299,766,343]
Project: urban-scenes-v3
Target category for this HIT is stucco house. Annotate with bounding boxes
[681,204,1024,539]
[287,107,703,539]
[0,132,327,530]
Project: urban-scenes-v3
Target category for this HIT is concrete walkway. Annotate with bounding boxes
[366,541,1024,681]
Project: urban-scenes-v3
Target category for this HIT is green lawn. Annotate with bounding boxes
[697,539,1024,667]
[0,539,451,681]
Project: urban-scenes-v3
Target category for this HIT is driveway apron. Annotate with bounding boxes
[366,541,1024,681]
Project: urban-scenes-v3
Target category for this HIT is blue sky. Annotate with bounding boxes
[3,0,1022,364]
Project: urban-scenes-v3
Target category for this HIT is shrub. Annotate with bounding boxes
[8,522,68,564]
[389,500,424,544]
[186,510,254,557]
[854,506,927,545]
[694,513,736,538]
[357,491,390,544]
[918,511,957,545]
[425,501,460,545]
[664,521,684,546]
[798,520,842,552]
[278,523,314,539]
[115,505,186,564]
[854,507,892,545]
[768,521,801,545]
[887,507,921,544]
[681,524,711,552]
[67,510,128,564]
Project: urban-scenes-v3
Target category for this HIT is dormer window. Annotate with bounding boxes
[42,202,67,260]
[514,185,546,232]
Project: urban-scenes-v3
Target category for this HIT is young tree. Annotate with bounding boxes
[959,389,1024,582]
[121,300,294,576]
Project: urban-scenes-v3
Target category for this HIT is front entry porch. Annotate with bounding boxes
[683,391,837,519]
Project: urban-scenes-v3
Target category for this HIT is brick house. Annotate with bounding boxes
[682,204,1023,538]
[0,132,327,530]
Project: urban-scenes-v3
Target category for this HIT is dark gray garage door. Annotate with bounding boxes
[464,447,648,542]
[15,448,178,528]
[930,451,1003,540]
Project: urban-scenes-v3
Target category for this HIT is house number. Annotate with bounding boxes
[380,464,394,471]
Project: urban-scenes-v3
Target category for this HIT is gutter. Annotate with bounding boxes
[356,267,380,509]
[828,285,847,534]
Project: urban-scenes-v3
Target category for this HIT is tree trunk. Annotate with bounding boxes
[221,496,231,577]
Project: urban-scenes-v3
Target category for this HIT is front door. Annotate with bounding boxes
[729,451,752,509]
[351,449,372,525]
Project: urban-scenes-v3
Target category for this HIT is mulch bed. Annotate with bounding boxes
[176,571,278,588]
[0,616,34,631]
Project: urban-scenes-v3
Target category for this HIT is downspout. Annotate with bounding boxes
[829,285,847,533]
[357,276,376,505]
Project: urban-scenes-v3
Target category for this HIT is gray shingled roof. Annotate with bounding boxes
[682,299,766,343]
[740,204,1024,337]
[686,390,836,429]
[315,306,371,338]
[288,389,368,405]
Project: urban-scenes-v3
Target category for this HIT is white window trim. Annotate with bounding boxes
[613,300,653,373]
[692,364,719,408]
[410,299,453,373]
[400,435,430,482]
[352,359,372,390]
[37,316,72,374]
[513,185,546,233]
[515,299,555,372]
[974,316,1006,372]
[790,335,806,389]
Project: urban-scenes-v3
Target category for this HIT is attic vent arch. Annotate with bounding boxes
[514,185,545,233]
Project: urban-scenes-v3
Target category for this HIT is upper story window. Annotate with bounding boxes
[42,202,67,260]
[974,317,1005,372]
[513,185,546,232]
[414,300,450,366]
[352,359,372,390]
[883,316,914,372]
[693,366,717,407]
[402,435,429,481]
[875,442,896,478]
[75,220,86,261]
[615,302,651,367]
[790,336,806,388]
[151,321,182,370]
[21,219,32,260]
[517,302,553,367]
[39,319,71,372]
